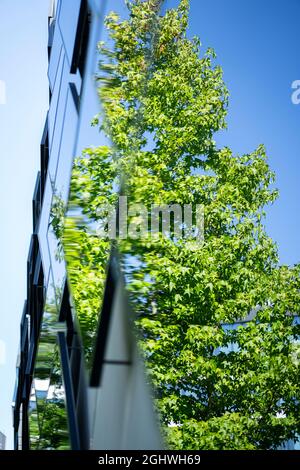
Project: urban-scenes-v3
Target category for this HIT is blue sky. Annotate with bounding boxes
[0,0,49,448]
[0,0,299,450]
[189,0,300,266]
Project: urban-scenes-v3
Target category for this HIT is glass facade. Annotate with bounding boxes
[12,0,162,451]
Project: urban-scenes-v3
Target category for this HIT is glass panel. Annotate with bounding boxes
[29,281,57,449]
[48,50,65,155]
[63,0,132,369]
[18,404,23,450]
[64,82,111,368]
[48,59,70,184]
[37,346,70,450]
[48,87,78,307]
[29,281,70,449]
[58,0,81,67]
[38,174,53,275]
[48,5,63,92]
[75,73,110,154]
[69,69,82,97]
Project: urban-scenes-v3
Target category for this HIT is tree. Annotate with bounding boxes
[63,0,300,449]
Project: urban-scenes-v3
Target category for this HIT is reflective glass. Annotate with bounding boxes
[63,0,131,370]
[28,385,39,449]
[58,0,81,67]
[48,50,65,154]
[48,87,78,307]
[29,347,70,450]
[38,348,70,450]
[28,281,70,449]
[48,59,70,184]
[69,69,82,97]
[53,87,78,202]
[47,225,66,308]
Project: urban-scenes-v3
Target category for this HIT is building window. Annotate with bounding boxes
[70,0,91,77]
[40,118,49,197]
